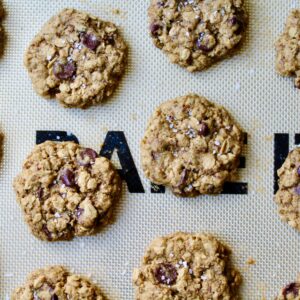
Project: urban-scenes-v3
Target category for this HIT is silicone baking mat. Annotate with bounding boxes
[1,0,300,299]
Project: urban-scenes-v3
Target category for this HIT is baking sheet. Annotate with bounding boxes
[0,0,300,299]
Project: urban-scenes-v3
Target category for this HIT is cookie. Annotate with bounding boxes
[275,10,300,88]
[275,147,300,231]
[12,266,105,300]
[133,232,241,300]
[276,275,300,300]
[13,141,121,241]
[148,0,246,72]
[25,8,127,108]
[140,94,243,196]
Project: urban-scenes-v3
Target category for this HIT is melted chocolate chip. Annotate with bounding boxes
[104,35,115,45]
[81,33,101,51]
[154,263,178,285]
[37,187,44,201]
[42,225,52,240]
[228,16,244,35]
[78,148,99,167]
[51,295,58,300]
[150,23,162,37]
[199,123,209,136]
[60,169,76,187]
[53,61,76,80]
[297,166,300,176]
[283,282,299,298]
[196,32,216,52]
[48,87,60,96]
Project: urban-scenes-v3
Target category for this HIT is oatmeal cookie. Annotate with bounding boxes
[275,147,300,231]
[12,266,105,300]
[275,10,300,88]
[140,94,243,196]
[13,141,121,241]
[133,232,241,300]
[25,8,127,108]
[148,0,247,71]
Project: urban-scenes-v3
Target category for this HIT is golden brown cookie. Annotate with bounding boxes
[140,94,244,196]
[12,266,105,300]
[148,0,247,71]
[275,147,300,231]
[13,141,121,241]
[133,232,241,300]
[275,10,300,88]
[25,8,127,108]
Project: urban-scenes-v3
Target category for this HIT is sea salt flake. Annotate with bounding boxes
[182,261,188,268]
[54,212,61,218]
[201,274,208,281]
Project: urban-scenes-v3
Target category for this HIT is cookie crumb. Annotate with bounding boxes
[246,257,256,265]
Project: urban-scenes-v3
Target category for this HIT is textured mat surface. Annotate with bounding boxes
[0,0,300,299]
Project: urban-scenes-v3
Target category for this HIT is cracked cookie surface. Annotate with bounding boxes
[133,232,241,300]
[276,274,300,300]
[13,141,121,241]
[140,94,243,196]
[148,0,246,72]
[25,8,127,108]
[275,148,300,231]
[12,266,105,300]
[275,10,300,88]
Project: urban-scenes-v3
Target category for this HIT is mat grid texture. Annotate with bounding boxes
[0,0,300,299]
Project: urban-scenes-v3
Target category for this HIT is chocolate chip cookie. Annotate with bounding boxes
[13,141,121,241]
[275,10,300,88]
[275,148,300,231]
[12,266,105,300]
[141,94,243,196]
[133,232,241,300]
[25,8,127,108]
[148,0,247,72]
[276,275,300,300]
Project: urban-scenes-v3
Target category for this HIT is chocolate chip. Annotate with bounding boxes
[51,295,58,300]
[37,187,44,201]
[48,87,60,96]
[199,123,209,136]
[154,263,178,285]
[104,35,115,45]
[228,16,244,35]
[75,207,84,219]
[53,61,76,80]
[78,148,99,167]
[297,166,300,176]
[295,186,300,195]
[60,169,76,187]
[150,23,162,37]
[196,32,216,52]
[283,282,299,298]
[81,33,101,51]
[42,225,52,240]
